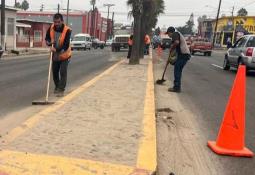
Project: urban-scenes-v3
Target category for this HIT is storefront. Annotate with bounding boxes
[213,16,255,47]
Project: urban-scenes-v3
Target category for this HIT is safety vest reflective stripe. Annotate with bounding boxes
[50,24,72,61]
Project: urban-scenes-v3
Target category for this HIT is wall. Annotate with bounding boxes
[0,9,17,50]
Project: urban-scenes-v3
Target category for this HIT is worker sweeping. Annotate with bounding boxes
[45,13,72,96]
[144,34,151,55]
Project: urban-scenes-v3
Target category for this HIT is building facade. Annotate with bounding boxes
[17,10,112,42]
[16,19,51,48]
[0,6,17,50]
[213,16,255,47]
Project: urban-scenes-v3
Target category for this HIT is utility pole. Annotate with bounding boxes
[231,6,235,43]
[212,0,222,47]
[66,0,70,26]
[57,3,60,13]
[103,4,115,41]
[1,0,6,51]
[91,0,96,37]
[111,12,114,38]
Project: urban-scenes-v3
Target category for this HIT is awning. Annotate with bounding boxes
[16,22,31,28]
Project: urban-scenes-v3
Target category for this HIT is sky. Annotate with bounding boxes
[4,0,255,29]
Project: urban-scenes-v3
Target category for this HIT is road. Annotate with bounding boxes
[0,49,125,118]
[156,50,255,175]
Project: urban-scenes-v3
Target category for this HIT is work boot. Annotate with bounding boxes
[55,88,64,97]
[54,87,59,94]
[168,87,181,93]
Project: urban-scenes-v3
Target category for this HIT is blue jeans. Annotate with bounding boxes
[173,54,190,90]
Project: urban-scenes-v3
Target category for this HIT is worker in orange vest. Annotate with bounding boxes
[144,34,151,55]
[127,34,133,59]
[45,13,72,95]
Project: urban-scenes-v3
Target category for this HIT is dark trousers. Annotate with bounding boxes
[52,59,69,91]
[127,45,132,58]
[173,54,190,90]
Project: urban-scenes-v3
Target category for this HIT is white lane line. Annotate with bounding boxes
[211,64,223,69]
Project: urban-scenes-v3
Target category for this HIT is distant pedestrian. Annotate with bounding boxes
[166,26,191,93]
[127,34,133,59]
[227,37,232,49]
[45,13,72,95]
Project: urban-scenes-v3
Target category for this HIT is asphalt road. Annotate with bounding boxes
[161,50,255,175]
[0,48,126,118]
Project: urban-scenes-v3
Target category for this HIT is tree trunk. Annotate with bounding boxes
[139,17,145,59]
[129,13,141,65]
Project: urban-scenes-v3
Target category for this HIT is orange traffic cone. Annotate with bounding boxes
[208,65,254,157]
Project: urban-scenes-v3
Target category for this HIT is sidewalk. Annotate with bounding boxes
[0,55,156,175]
[1,48,49,59]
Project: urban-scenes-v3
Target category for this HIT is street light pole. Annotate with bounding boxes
[1,0,6,51]
[104,4,115,41]
[212,0,222,47]
[66,0,70,26]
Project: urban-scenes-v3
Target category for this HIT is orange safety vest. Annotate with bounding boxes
[144,35,151,45]
[128,38,133,46]
[50,24,72,61]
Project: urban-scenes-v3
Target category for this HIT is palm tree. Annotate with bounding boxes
[127,0,143,64]
[127,0,164,63]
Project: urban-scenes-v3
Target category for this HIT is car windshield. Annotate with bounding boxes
[73,36,86,41]
[246,36,255,47]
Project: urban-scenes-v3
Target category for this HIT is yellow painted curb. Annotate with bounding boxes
[136,51,157,172]
[0,150,135,175]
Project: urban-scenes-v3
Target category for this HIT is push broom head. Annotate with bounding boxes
[155,79,166,85]
[32,101,55,105]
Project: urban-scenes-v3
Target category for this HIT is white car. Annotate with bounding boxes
[105,39,113,47]
[71,33,92,51]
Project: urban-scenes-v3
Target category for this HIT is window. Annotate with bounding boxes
[7,18,14,36]
[236,37,248,48]
[246,37,255,47]
[34,30,42,42]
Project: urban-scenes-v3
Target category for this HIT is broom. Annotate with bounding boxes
[32,45,55,105]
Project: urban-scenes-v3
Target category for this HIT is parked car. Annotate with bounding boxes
[92,38,105,49]
[71,33,92,50]
[112,35,130,52]
[105,39,113,47]
[160,38,172,50]
[190,38,212,56]
[223,35,255,72]
[0,45,3,58]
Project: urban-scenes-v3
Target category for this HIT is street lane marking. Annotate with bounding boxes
[137,50,157,172]
[1,60,124,145]
[0,150,135,175]
[212,64,223,69]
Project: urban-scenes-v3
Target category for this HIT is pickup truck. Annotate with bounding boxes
[112,35,130,52]
[190,38,212,56]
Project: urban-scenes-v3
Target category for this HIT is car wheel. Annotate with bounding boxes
[208,52,212,56]
[204,52,207,56]
[223,56,230,70]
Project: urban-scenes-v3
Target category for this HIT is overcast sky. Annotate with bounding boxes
[5,0,255,28]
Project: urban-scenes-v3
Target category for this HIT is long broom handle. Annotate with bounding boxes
[161,60,169,80]
[45,45,53,102]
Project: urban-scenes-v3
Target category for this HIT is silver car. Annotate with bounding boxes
[223,35,255,72]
